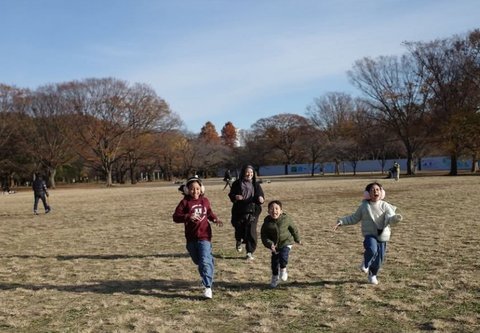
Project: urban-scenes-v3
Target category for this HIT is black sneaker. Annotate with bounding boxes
[45,208,51,214]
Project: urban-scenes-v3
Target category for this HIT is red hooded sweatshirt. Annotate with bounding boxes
[173,195,218,242]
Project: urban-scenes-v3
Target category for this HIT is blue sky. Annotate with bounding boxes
[1,1,479,133]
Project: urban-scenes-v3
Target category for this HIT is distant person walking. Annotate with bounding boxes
[228,165,265,260]
[32,173,51,215]
[333,182,403,285]
[223,169,232,190]
[261,200,302,288]
[393,161,400,181]
[172,176,223,299]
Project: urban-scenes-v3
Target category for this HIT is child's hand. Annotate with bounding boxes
[235,194,244,201]
[392,214,403,223]
[190,212,201,222]
[333,220,342,231]
[270,244,278,254]
[215,220,223,227]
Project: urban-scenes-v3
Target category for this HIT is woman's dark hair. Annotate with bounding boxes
[268,200,282,209]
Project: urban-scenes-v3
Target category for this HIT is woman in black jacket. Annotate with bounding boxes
[228,165,265,260]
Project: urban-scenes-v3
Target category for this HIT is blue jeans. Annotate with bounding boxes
[363,235,387,276]
[271,246,291,275]
[186,240,214,288]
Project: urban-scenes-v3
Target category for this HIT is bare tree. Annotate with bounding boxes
[347,54,430,175]
[68,78,132,186]
[123,83,180,184]
[307,92,357,174]
[406,32,480,175]
[29,83,78,188]
[251,113,310,175]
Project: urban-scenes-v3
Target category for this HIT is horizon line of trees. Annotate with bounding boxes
[1,29,479,189]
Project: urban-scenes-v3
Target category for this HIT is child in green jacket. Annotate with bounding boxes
[261,200,301,288]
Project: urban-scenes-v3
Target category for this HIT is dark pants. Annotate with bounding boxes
[34,193,50,212]
[271,246,291,275]
[232,213,258,254]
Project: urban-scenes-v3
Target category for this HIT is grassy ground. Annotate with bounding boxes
[0,175,479,332]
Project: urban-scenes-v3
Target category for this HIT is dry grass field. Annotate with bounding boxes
[0,175,479,333]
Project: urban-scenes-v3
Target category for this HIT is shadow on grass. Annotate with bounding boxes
[0,278,360,300]
[56,253,191,260]
[0,253,190,260]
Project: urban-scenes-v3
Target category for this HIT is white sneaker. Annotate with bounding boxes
[270,275,279,288]
[280,268,288,281]
[203,287,212,299]
[246,252,254,260]
[359,262,369,274]
[368,275,379,285]
[236,241,242,252]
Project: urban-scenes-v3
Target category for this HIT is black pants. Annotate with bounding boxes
[232,214,258,254]
[34,193,50,212]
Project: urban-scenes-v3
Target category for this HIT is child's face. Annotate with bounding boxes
[188,182,202,199]
[369,184,382,202]
[268,203,282,219]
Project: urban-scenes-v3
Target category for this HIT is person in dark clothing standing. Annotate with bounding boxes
[32,174,51,215]
[228,165,265,260]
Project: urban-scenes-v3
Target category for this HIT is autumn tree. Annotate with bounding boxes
[199,121,220,144]
[221,121,237,147]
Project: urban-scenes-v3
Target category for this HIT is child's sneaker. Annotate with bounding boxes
[368,275,379,285]
[236,241,242,252]
[246,252,254,260]
[359,262,369,274]
[280,268,288,281]
[203,287,212,299]
[270,275,279,288]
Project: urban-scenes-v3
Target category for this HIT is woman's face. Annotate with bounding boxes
[188,182,202,199]
[243,168,254,181]
[369,184,382,202]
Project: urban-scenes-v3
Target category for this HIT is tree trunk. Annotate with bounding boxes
[48,168,57,189]
[406,151,415,175]
[449,153,458,176]
[106,168,113,186]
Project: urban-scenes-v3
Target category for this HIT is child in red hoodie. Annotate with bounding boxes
[173,176,223,299]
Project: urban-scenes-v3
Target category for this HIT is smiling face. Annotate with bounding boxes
[188,181,202,200]
[268,202,283,219]
[243,167,254,181]
[368,184,382,202]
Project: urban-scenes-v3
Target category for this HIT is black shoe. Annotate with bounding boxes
[45,208,51,214]
[236,241,242,252]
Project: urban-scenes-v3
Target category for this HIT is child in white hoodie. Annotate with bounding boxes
[333,182,403,285]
